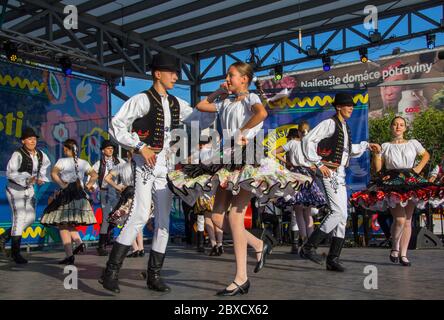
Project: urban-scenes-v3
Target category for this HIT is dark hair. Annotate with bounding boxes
[63,139,81,188]
[298,121,310,133]
[390,116,407,127]
[286,128,299,140]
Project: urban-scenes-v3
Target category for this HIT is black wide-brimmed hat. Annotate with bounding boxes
[332,93,356,107]
[21,127,39,140]
[149,53,181,73]
[101,139,116,150]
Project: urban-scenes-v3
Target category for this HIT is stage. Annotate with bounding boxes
[0,244,443,300]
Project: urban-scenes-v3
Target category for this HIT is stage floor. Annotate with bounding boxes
[1,243,443,300]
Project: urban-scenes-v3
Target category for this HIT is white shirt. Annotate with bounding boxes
[112,162,134,187]
[54,158,92,186]
[6,149,51,188]
[382,139,426,170]
[430,164,441,179]
[302,118,369,169]
[92,157,126,188]
[215,93,263,142]
[110,92,215,167]
[282,139,312,168]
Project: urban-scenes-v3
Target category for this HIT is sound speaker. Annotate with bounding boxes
[409,227,443,249]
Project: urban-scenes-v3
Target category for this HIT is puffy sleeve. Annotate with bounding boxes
[282,141,292,152]
[302,119,336,166]
[178,97,216,130]
[39,152,52,182]
[350,141,369,158]
[247,93,262,111]
[109,94,150,150]
[6,152,30,187]
[410,139,426,156]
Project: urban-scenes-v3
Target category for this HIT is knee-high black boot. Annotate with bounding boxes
[0,228,12,256]
[97,234,109,256]
[326,237,346,272]
[11,236,27,264]
[300,228,327,265]
[290,231,299,254]
[147,250,171,292]
[196,231,205,253]
[101,242,131,293]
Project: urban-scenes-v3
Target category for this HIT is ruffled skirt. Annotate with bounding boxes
[167,157,312,206]
[275,167,327,208]
[40,182,96,226]
[107,186,135,226]
[351,169,444,211]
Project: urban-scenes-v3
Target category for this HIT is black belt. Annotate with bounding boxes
[100,188,109,191]
[8,179,30,189]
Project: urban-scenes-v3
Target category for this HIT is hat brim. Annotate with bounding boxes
[21,134,39,139]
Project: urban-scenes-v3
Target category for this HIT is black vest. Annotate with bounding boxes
[17,147,43,178]
[131,87,181,149]
[317,115,353,168]
[98,156,120,188]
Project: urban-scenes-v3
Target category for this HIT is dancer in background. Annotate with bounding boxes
[0,127,51,264]
[40,139,97,265]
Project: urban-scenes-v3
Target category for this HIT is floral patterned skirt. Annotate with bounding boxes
[351,169,444,211]
[167,157,312,206]
[276,167,327,209]
[40,182,96,226]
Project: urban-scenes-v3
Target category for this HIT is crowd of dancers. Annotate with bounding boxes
[1,53,443,296]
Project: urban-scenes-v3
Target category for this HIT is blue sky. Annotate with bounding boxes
[111,6,444,115]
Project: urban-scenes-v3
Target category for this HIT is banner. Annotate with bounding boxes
[0,60,109,245]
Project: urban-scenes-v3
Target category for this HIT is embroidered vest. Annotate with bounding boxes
[17,147,43,179]
[131,87,180,150]
[98,156,121,188]
[317,115,353,168]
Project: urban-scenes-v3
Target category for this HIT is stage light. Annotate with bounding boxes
[426,34,436,49]
[392,47,401,55]
[369,30,381,43]
[322,55,331,71]
[359,47,368,63]
[4,41,18,62]
[306,45,318,57]
[274,65,283,81]
[59,56,72,76]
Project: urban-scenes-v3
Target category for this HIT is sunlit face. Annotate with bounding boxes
[154,69,178,90]
[22,136,37,152]
[63,146,73,157]
[102,146,114,158]
[225,66,249,93]
[391,118,406,138]
[336,104,354,120]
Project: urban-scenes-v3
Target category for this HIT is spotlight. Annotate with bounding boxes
[59,56,72,76]
[369,30,381,43]
[274,65,283,81]
[359,47,368,63]
[4,41,18,62]
[322,55,331,71]
[426,34,436,49]
[392,47,401,55]
[306,45,318,57]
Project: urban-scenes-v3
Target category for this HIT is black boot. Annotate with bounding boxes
[196,231,205,253]
[11,236,27,264]
[97,234,109,256]
[300,228,327,265]
[290,231,299,254]
[0,228,12,256]
[147,250,171,293]
[326,237,346,272]
[101,242,131,293]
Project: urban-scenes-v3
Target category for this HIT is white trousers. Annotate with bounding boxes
[318,169,348,239]
[99,189,119,234]
[116,160,173,253]
[6,184,36,237]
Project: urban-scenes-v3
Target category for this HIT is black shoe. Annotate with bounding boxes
[0,228,11,256]
[127,250,140,258]
[389,250,399,264]
[326,237,346,272]
[216,280,250,296]
[138,250,145,257]
[254,241,271,273]
[73,243,86,255]
[147,250,171,293]
[97,234,108,256]
[209,245,219,256]
[290,231,299,254]
[300,228,327,265]
[196,231,205,253]
[101,243,131,293]
[10,236,28,264]
[218,245,224,256]
[300,246,324,265]
[399,256,411,267]
[58,255,75,265]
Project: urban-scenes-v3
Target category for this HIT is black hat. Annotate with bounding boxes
[332,93,356,107]
[101,140,116,150]
[149,53,181,73]
[21,127,39,140]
